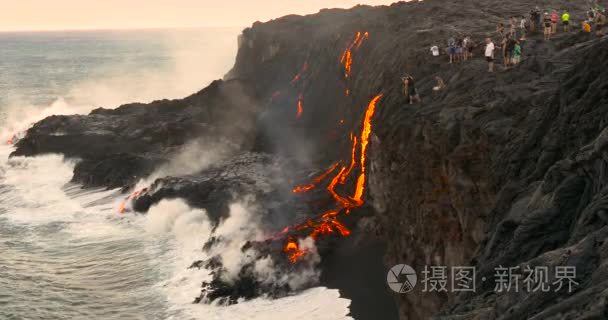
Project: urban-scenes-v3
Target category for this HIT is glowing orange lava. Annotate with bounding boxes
[340,32,370,79]
[296,94,304,118]
[340,134,358,184]
[269,91,282,103]
[6,134,17,145]
[117,188,148,214]
[292,161,342,193]
[283,239,307,264]
[283,94,382,263]
[351,94,382,204]
[291,62,309,84]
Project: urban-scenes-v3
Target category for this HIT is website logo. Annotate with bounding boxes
[387,264,417,293]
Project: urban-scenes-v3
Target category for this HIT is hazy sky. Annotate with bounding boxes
[0,0,395,31]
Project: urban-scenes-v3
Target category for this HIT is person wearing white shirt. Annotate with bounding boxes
[430,45,440,56]
[484,38,496,72]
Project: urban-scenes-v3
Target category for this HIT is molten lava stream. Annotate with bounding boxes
[284,238,307,264]
[340,134,358,184]
[292,161,341,193]
[291,61,309,85]
[282,94,383,264]
[350,94,382,204]
[296,94,304,118]
[117,187,149,214]
[340,31,370,79]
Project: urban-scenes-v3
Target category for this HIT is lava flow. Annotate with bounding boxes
[340,31,369,79]
[282,94,382,263]
[292,161,341,193]
[117,187,149,214]
[284,238,307,264]
[296,94,304,118]
[351,93,381,204]
[291,61,309,85]
[340,134,358,184]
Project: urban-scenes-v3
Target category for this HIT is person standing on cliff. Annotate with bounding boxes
[551,10,559,34]
[447,37,457,63]
[402,76,421,105]
[509,16,518,36]
[530,8,540,32]
[496,23,505,37]
[544,13,553,40]
[463,35,475,60]
[520,15,528,40]
[512,40,522,65]
[596,10,606,36]
[562,10,571,32]
[484,38,496,72]
[504,35,517,67]
[583,19,592,33]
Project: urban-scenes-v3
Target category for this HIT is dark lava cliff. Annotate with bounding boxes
[11,0,608,319]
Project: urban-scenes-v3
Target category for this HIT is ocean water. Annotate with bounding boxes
[0,29,352,320]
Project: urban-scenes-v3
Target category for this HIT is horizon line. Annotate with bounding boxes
[0,25,247,33]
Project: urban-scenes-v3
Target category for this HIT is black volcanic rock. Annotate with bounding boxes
[132,152,299,226]
[11,0,608,319]
[12,80,260,188]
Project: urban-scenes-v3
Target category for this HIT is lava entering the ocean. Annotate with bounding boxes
[117,187,149,214]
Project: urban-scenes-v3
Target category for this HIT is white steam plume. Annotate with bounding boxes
[134,138,236,191]
[254,237,321,290]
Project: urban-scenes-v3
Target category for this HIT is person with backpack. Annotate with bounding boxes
[551,10,559,34]
[544,12,553,40]
[562,10,571,32]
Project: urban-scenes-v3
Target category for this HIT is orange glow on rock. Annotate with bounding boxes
[116,187,149,214]
[292,161,341,193]
[296,94,304,118]
[280,77,381,263]
[291,61,309,84]
[360,94,382,174]
[340,134,358,184]
[340,31,370,79]
[283,239,307,263]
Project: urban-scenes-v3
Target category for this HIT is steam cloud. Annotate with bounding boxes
[145,196,321,302]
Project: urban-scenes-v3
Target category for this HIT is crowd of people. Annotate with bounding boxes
[406,4,607,104]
